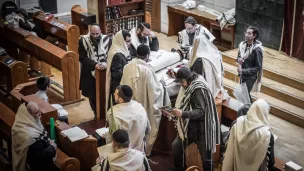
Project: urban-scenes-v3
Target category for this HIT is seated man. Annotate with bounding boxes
[106,30,132,108]
[176,16,215,57]
[92,129,151,171]
[129,22,159,58]
[187,35,223,98]
[120,44,170,156]
[12,101,57,171]
[35,76,69,124]
[222,99,275,171]
[105,85,150,152]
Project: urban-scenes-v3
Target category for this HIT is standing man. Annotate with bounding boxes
[236,26,263,102]
[120,44,170,156]
[163,67,220,171]
[129,22,159,57]
[105,85,150,153]
[106,30,132,109]
[79,24,111,118]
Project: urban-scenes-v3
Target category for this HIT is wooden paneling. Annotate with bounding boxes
[146,0,160,32]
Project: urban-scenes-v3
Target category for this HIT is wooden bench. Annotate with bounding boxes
[0,102,80,171]
[0,24,81,103]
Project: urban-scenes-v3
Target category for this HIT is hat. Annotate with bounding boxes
[112,129,129,144]
[174,67,192,83]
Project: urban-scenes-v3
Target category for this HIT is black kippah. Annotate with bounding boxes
[112,129,129,144]
[117,85,133,102]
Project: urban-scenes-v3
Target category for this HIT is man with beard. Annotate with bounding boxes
[236,26,263,102]
[120,44,170,156]
[106,30,132,108]
[162,67,220,171]
[79,24,111,118]
[105,85,150,153]
[129,22,159,58]
[12,102,57,171]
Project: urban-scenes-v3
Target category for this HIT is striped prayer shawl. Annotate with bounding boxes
[80,33,111,63]
[178,77,221,152]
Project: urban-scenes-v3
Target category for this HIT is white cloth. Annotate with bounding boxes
[130,27,149,49]
[105,31,130,113]
[238,40,264,92]
[92,144,148,171]
[216,8,236,30]
[120,58,170,155]
[222,99,272,171]
[12,103,45,171]
[35,90,48,102]
[106,100,150,152]
[179,24,215,47]
[188,35,222,98]
[148,50,181,72]
[182,0,196,9]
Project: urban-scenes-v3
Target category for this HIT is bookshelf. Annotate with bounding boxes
[87,0,146,34]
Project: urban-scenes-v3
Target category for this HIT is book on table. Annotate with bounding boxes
[60,126,88,142]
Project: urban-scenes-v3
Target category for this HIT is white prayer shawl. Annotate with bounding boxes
[11,103,45,171]
[80,33,108,63]
[188,35,222,98]
[120,58,170,155]
[238,40,264,92]
[179,24,215,47]
[222,99,271,171]
[130,27,149,49]
[216,8,236,30]
[106,100,150,152]
[105,31,130,112]
[92,144,147,171]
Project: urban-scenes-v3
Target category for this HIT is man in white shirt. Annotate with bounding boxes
[106,85,150,153]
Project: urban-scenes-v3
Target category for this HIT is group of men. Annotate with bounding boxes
[10,15,265,171]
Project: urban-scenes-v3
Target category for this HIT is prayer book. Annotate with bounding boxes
[60,126,88,142]
[95,127,109,137]
[285,161,303,171]
[51,104,68,116]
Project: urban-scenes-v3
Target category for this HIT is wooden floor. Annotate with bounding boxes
[49,32,304,168]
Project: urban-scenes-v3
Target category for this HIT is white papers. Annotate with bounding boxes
[149,50,181,72]
[60,126,88,142]
[51,104,69,116]
[97,144,113,160]
[95,127,109,137]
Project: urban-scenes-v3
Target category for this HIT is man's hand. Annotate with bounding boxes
[237,68,242,73]
[172,108,183,117]
[96,157,101,164]
[161,109,172,117]
[50,140,57,149]
[237,58,244,64]
[148,30,156,38]
[95,63,107,70]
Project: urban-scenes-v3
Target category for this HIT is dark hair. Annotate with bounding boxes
[186,72,198,85]
[36,77,50,91]
[116,85,133,102]
[184,16,197,26]
[122,30,131,40]
[247,26,259,41]
[112,129,129,148]
[137,22,150,32]
[136,44,150,60]
[237,104,251,117]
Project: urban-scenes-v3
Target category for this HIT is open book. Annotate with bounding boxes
[51,104,68,116]
[60,126,88,142]
[95,127,109,137]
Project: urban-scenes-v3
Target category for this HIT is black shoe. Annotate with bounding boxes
[171,48,177,52]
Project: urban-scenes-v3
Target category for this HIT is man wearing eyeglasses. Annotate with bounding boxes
[177,16,215,55]
[105,30,133,108]
[129,22,159,58]
[78,24,112,118]
[12,101,57,171]
[236,26,263,102]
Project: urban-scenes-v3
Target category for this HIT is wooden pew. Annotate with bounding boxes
[33,12,80,54]
[0,55,28,106]
[71,5,96,35]
[0,24,81,103]
[55,121,100,171]
[0,102,80,171]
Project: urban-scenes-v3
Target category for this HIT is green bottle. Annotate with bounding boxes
[50,117,56,143]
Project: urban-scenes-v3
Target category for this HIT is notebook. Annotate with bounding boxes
[95,127,109,137]
[60,126,88,142]
[51,104,68,116]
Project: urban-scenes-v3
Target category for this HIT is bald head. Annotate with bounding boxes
[26,101,41,120]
